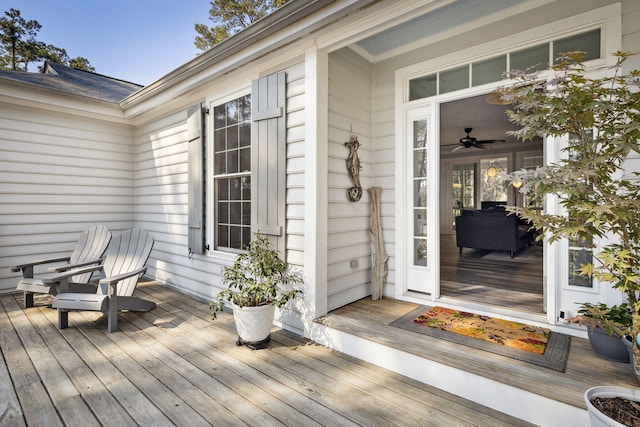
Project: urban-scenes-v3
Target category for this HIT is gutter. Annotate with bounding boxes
[120,0,379,110]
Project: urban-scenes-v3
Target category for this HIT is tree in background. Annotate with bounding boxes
[0,8,94,72]
[195,0,289,51]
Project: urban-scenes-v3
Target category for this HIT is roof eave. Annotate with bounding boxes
[120,0,377,110]
[0,78,129,122]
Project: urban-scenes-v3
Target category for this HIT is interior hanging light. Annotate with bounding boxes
[487,166,497,177]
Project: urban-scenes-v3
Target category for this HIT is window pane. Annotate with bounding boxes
[215,153,226,174]
[229,226,242,249]
[569,238,593,287]
[218,201,229,223]
[213,95,251,251]
[242,201,251,224]
[554,29,601,62]
[409,74,437,101]
[230,202,241,223]
[241,176,251,199]
[439,65,469,94]
[229,177,241,200]
[238,95,251,121]
[218,225,228,247]
[214,129,225,152]
[219,179,229,199]
[227,150,238,174]
[511,44,549,72]
[414,179,427,207]
[414,119,427,149]
[239,123,251,147]
[472,56,506,86]
[414,238,427,267]
[214,105,226,128]
[241,227,251,249]
[227,125,239,149]
[226,101,238,125]
[240,147,251,172]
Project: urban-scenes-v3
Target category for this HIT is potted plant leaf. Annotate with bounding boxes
[569,302,632,363]
[209,231,303,348]
[497,51,640,425]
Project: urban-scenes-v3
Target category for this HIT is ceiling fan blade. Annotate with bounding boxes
[450,145,465,152]
[475,144,493,150]
[476,139,506,144]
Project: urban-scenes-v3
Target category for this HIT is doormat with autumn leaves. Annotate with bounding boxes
[389,306,570,371]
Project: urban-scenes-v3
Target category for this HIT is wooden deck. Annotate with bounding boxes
[314,297,640,426]
[1,282,532,427]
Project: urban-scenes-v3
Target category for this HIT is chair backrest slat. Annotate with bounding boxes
[101,229,154,296]
[69,225,112,283]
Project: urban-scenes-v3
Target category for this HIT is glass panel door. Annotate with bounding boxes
[405,104,435,296]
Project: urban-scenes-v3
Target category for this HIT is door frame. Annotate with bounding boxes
[393,4,621,324]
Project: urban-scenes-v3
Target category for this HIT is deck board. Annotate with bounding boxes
[318,296,638,411]
[0,282,533,427]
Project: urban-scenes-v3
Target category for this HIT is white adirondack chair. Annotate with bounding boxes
[12,225,112,307]
[50,228,156,333]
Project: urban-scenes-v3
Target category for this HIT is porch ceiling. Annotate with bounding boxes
[353,0,528,59]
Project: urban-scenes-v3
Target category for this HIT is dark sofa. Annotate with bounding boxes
[455,208,533,258]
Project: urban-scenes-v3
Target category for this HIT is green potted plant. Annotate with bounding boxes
[497,50,640,425]
[569,302,632,362]
[209,231,303,347]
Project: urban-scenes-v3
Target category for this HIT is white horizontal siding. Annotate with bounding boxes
[131,61,307,332]
[0,103,135,293]
[327,48,373,310]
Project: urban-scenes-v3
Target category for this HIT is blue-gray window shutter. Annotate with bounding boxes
[187,103,205,255]
[251,71,286,255]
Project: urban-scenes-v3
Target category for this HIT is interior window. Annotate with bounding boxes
[452,163,476,226]
[213,95,252,251]
[480,158,507,205]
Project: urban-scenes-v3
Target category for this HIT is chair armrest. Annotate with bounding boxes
[41,264,104,285]
[49,258,104,272]
[10,256,71,272]
[99,267,147,286]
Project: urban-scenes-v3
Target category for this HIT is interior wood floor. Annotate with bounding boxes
[1,282,531,427]
[440,234,543,314]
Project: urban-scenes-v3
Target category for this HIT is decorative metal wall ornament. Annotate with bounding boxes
[344,128,363,202]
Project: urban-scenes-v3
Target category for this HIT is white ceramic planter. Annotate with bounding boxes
[585,386,640,427]
[232,303,275,343]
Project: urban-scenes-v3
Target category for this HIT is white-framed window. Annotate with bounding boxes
[408,28,602,101]
[212,95,252,251]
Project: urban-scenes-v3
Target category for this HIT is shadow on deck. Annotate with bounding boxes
[312,297,638,427]
[1,282,532,426]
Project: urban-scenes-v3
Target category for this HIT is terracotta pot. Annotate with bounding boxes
[232,303,275,343]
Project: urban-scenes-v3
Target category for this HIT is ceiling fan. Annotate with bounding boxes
[446,128,506,152]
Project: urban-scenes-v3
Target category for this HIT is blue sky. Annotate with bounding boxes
[8,1,212,85]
